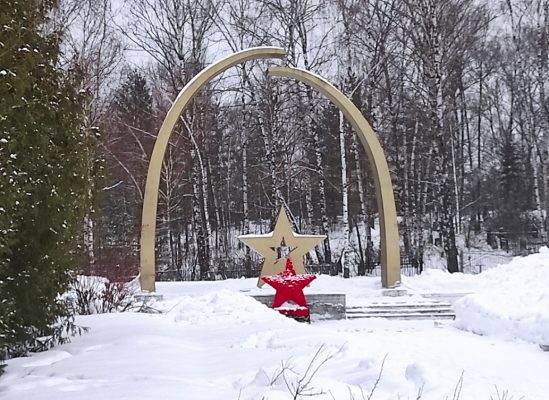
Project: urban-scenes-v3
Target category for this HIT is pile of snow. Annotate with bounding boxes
[402,268,485,294]
[453,247,549,346]
[160,290,291,326]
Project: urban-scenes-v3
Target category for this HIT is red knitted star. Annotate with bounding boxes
[261,258,316,318]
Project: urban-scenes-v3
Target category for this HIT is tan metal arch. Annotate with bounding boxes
[139,48,401,292]
[139,47,286,292]
[267,66,401,288]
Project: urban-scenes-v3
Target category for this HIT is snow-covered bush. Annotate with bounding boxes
[67,276,138,315]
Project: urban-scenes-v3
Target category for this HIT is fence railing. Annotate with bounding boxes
[459,250,513,274]
[155,240,548,281]
[486,231,546,255]
[155,253,424,281]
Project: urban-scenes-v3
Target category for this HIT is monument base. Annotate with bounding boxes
[251,293,346,320]
[382,288,408,297]
[134,292,164,302]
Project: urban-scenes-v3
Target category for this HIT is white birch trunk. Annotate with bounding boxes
[545,1,549,242]
[305,174,314,231]
[164,151,177,273]
[190,147,208,279]
[544,156,549,242]
[185,115,212,264]
[537,0,549,239]
[450,133,460,233]
[338,110,351,276]
[208,157,221,236]
[242,135,249,234]
[350,128,369,239]
[196,141,212,270]
[532,150,542,213]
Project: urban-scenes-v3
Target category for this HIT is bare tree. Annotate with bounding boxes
[53,0,126,269]
[122,0,221,278]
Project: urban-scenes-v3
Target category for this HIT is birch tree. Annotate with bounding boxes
[401,0,490,271]
[263,0,335,265]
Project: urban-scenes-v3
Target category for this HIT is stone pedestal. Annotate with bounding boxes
[251,293,346,320]
[381,288,408,297]
[134,292,164,302]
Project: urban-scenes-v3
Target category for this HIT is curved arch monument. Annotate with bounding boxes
[267,66,400,289]
[139,47,400,292]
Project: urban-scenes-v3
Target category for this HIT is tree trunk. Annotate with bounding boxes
[537,0,549,241]
[338,110,351,276]
[241,120,252,276]
[191,147,209,280]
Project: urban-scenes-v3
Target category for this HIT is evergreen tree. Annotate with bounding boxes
[96,70,153,266]
[0,0,89,366]
[495,136,532,240]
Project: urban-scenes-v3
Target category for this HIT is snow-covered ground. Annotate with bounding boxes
[2,249,549,400]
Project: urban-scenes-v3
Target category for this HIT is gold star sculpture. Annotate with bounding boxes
[239,206,326,287]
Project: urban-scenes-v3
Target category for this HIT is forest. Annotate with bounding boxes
[61,0,549,281]
[3,0,549,364]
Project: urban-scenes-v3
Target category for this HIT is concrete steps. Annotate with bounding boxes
[346,300,455,320]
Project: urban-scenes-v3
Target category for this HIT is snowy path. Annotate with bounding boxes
[1,291,548,400]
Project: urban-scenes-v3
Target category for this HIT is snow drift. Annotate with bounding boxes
[453,247,549,346]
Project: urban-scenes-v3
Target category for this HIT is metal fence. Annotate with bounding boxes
[459,251,513,274]
[357,253,423,277]
[461,234,546,274]
[486,231,546,255]
[155,238,548,281]
[155,252,424,281]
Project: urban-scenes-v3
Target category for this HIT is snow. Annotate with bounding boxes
[2,249,549,399]
[453,247,549,346]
